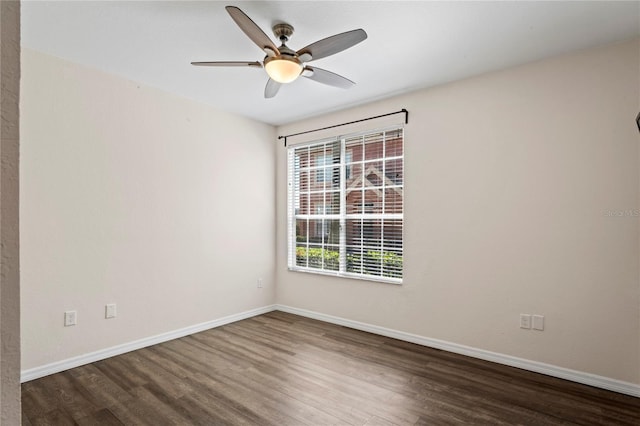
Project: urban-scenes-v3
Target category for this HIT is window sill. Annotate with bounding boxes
[287,266,402,285]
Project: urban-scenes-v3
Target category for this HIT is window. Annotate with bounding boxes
[345,151,353,179]
[287,127,404,283]
[315,206,328,238]
[315,154,333,182]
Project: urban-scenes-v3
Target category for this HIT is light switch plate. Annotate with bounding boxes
[105,303,117,319]
[532,315,544,331]
[520,314,531,329]
[64,311,77,327]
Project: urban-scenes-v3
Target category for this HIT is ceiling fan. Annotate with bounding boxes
[191,6,367,99]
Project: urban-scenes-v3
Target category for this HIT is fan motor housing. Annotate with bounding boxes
[273,23,294,42]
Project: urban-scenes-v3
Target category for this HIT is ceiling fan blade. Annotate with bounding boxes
[225,6,280,57]
[303,66,355,89]
[191,61,262,67]
[297,29,367,62]
[265,78,281,98]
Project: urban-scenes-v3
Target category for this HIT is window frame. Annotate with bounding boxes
[287,126,404,284]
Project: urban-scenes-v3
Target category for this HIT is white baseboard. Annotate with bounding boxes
[275,304,640,398]
[21,304,277,383]
[22,303,640,398]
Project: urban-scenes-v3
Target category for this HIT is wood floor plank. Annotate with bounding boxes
[37,371,103,422]
[200,363,348,425]
[69,364,133,408]
[21,410,34,426]
[241,363,372,425]
[184,372,286,426]
[29,408,77,426]
[92,356,148,393]
[76,408,124,426]
[21,381,61,419]
[22,311,640,425]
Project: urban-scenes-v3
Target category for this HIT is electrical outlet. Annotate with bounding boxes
[105,303,117,319]
[64,310,77,327]
[520,314,531,329]
[532,315,544,331]
[257,278,263,288]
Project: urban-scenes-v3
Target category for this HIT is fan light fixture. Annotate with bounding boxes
[190,6,367,98]
[264,57,303,83]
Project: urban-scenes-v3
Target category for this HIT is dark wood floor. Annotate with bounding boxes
[22,311,640,425]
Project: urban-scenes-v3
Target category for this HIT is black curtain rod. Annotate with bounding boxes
[279,108,408,147]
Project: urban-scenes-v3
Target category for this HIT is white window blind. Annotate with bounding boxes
[287,127,404,283]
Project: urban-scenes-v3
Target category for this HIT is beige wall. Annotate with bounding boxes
[20,49,276,370]
[1,1,21,422]
[276,39,640,384]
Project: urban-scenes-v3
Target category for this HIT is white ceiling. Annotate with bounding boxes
[21,1,640,126]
